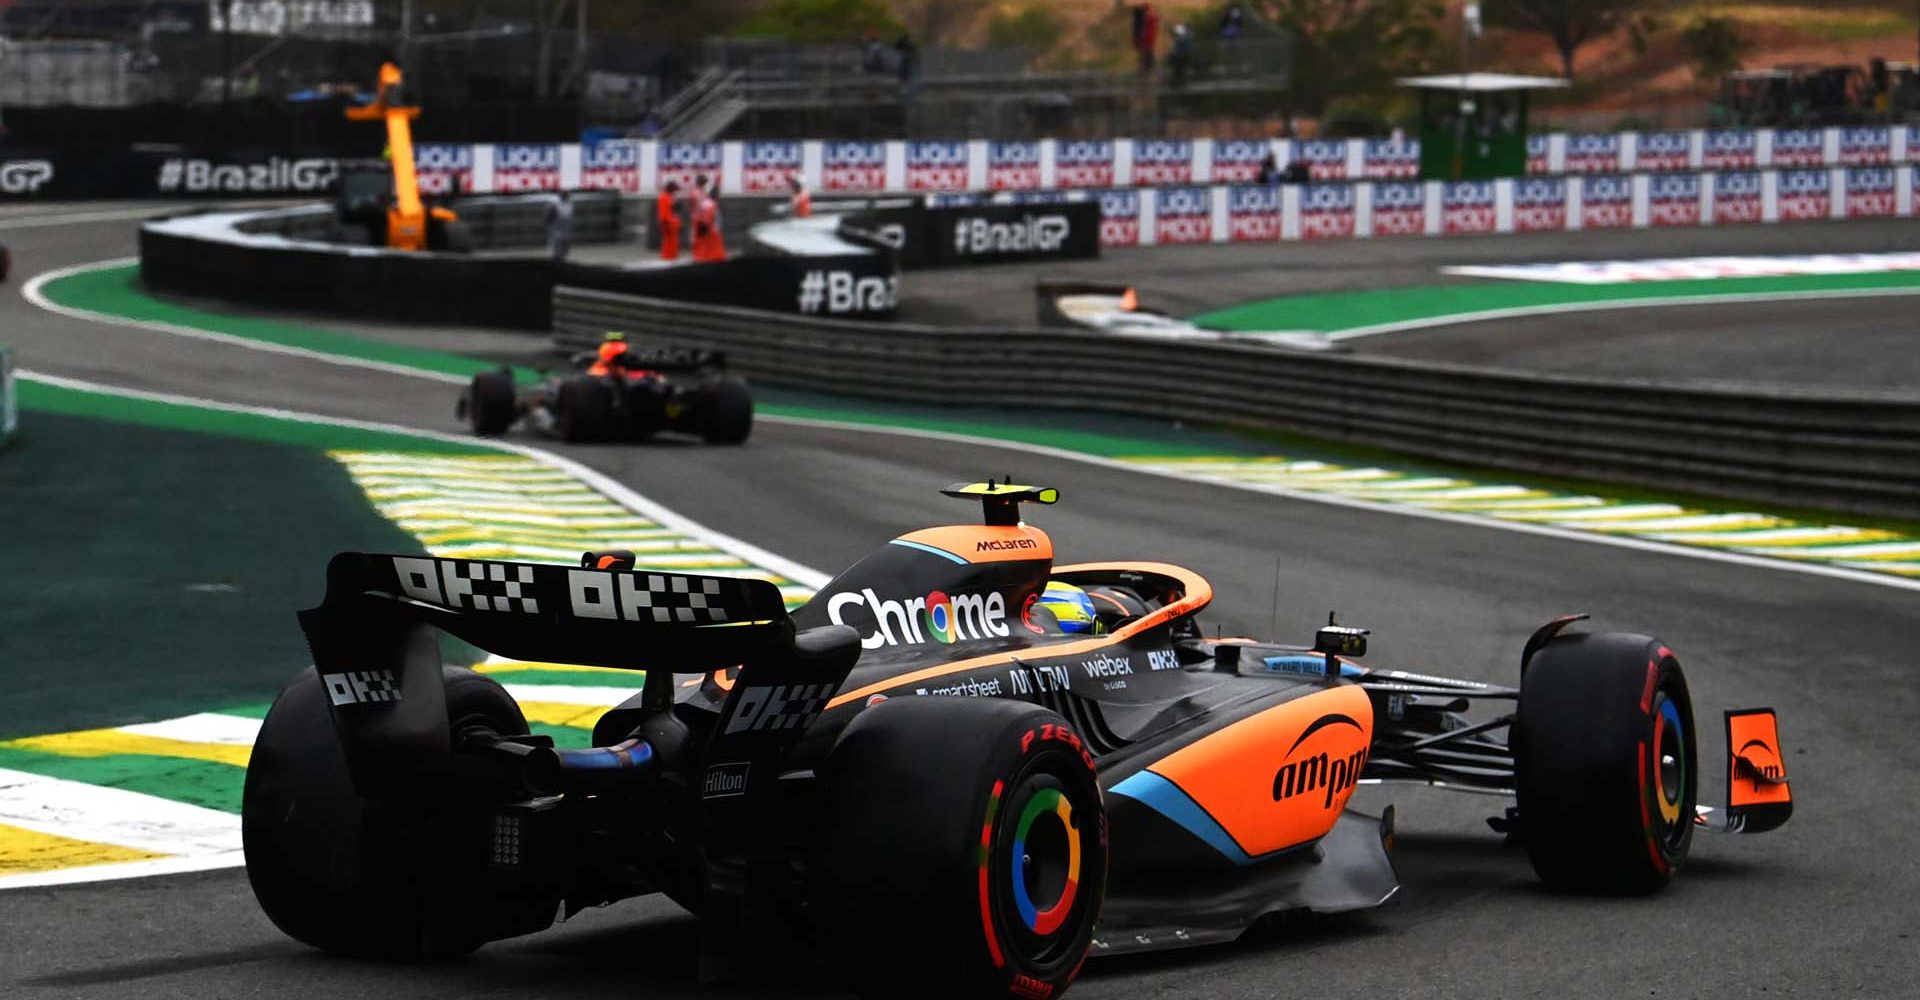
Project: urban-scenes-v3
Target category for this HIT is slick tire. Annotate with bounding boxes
[1516,632,1697,894]
[464,370,517,436]
[242,665,529,959]
[814,697,1107,1000]
[554,377,613,443]
[699,375,753,445]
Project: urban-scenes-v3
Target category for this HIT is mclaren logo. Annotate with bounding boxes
[1271,713,1369,809]
[976,537,1037,553]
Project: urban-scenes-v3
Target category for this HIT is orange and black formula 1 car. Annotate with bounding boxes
[457,345,752,445]
[244,483,1793,1000]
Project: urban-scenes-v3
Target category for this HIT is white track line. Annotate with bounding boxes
[1324,285,1920,341]
[118,713,263,746]
[0,767,242,858]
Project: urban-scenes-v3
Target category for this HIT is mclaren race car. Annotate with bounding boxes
[245,482,1793,1000]
[457,343,752,444]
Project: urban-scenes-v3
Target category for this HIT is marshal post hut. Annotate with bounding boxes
[1398,73,1568,180]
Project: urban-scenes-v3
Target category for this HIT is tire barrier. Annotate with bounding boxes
[139,193,626,329]
[552,285,1920,520]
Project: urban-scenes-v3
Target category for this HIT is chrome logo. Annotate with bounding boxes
[923,590,955,644]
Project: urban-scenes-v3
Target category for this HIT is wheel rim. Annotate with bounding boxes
[982,770,1098,970]
[1648,689,1692,854]
[1011,789,1080,936]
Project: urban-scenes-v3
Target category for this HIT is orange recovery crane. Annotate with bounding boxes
[344,62,457,251]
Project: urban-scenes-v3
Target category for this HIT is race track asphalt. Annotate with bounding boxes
[2,205,1916,999]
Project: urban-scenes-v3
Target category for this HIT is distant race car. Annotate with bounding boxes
[245,482,1793,1000]
[457,345,752,444]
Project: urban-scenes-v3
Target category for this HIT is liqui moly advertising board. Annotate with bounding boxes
[1299,182,1356,239]
[1580,174,1633,228]
[1711,171,1762,224]
[1131,139,1194,185]
[1363,137,1420,178]
[1648,172,1701,226]
[1055,140,1115,188]
[1526,133,1550,175]
[1293,138,1348,180]
[1370,181,1426,235]
[658,141,722,193]
[1099,188,1141,247]
[1564,133,1622,173]
[1512,177,1567,232]
[493,143,561,192]
[414,143,472,195]
[1154,186,1213,244]
[1838,126,1892,166]
[1770,128,1825,167]
[905,141,969,191]
[1844,167,1896,218]
[1776,168,1831,219]
[1635,131,1692,171]
[579,141,638,191]
[1701,130,1758,170]
[1441,180,1497,234]
[987,141,1042,189]
[1226,183,1281,241]
[1210,140,1270,183]
[821,141,886,192]
[740,141,803,193]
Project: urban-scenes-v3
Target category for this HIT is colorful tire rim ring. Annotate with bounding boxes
[1011,787,1081,936]
[1654,697,1686,828]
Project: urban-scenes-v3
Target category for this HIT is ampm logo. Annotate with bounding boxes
[1131,139,1194,185]
[1154,185,1212,244]
[1299,182,1355,239]
[1648,173,1701,226]
[741,141,802,193]
[822,141,886,191]
[1512,177,1566,232]
[1371,181,1426,235]
[1055,140,1115,188]
[988,141,1042,190]
[1712,171,1763,224]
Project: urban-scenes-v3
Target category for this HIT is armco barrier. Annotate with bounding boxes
[552,286,1920,521]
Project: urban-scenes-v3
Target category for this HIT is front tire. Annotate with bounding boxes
[1517,632,1697,894]
[242,665,529,958]
[463,370,517,436]
[813,697,1107,1000]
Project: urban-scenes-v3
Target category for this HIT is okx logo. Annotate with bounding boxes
[1271,712,1369,810]
[827,587,1011,649]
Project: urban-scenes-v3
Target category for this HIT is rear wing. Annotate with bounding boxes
[567,346,727,373]
[302,552,789,672]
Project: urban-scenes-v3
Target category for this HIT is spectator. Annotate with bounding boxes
[656,179,681,261]
[788,173,812,219]
[1220,3,1244,39]
[1256,150,1280,185]
[1132,4,1160,75]
[863,33,888,73]
[546,189,574,263]
[1169,23,1193,89]
[1282,160,1309,184]
[895,34,921,99]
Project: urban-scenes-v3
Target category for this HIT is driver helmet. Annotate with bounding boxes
[598,331,628,364]
[1038,581,1100,634]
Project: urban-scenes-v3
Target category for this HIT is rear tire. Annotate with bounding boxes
[554,377,613,443]
[242,665,529,959]
[464,370,517,436]
[813,697,1106,1000]
[1517,632,1697,894]
[700,375,753,445]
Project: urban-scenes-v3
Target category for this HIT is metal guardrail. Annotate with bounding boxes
[553,286,1920,521]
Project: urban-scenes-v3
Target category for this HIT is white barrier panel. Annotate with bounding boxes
[427,131,1920,199]
[1085,165,1917,249]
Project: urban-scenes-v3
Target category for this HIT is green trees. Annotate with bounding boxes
[1249,0,1447,114]
[1480,0,1653,81]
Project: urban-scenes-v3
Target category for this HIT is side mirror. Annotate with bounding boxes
[1314,624,1368,659]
